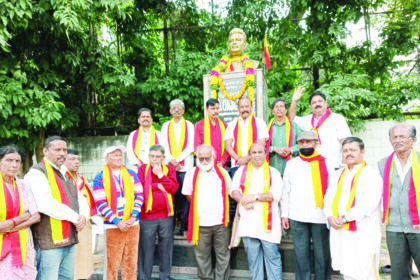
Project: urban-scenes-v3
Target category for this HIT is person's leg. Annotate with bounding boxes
[139,219,159,280]
[36,247,63,280]
[212,225,231,280]
[290,219,311,280]
[174,171,184,233]
[310,223,331,280]
[242,237,264,280]
[261,239,282,280]
[106,228,125,280]
[386,231,411,280]
[58,244,76,280]
[121,224,140,280]
[157,217,174,280]
[406,232,420,276]
[194,226,213,280]
[176,171,190,234]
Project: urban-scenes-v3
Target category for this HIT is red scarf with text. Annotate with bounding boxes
[204,116,226,163]
[132,127,159,164]
[144,164,174,216]
[233,114,257,163]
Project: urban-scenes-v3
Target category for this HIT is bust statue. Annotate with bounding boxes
[225,28,259,72]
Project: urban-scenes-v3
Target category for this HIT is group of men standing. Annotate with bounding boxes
[20,87,420,280]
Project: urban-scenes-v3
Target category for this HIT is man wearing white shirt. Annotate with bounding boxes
[161,99,195,236]
[324,137,382,280]
[224,97,269,176]
[281,131,333,280]
[126,108,162,167]
[24,136,89,280]
[289,89,351,169]
[231,143,282,280]
[182,144,231,280]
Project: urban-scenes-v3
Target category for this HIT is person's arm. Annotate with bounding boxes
[0,212,31,233]
[158,166,179,194]
[175,121,195,162]
[288,86,303,120]
[131,171,144,218]
[194,121,203,151]
[181,169,194,202]
[225,139,240,162]
[93,172,121,225]
[160,122,175,164]
[9,212,41,232]
[126,131,141,167]
[291,122,302,156]
[229,167,243,203]
[24,169,79,223]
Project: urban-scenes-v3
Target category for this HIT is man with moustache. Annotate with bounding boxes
[266,96,302,176]
[324,137,382,280]
[281,131,334,280]
[161,99,194,236]
[194,98,230,167]
[93,145,144,280]
[182,144,232,280]
[289,90,351,169]
[64,149,97,280]
[378,123,420,280]
[127,108,162,168]
[137,145,178,280]
[225,97,269,176]
[24,136,89,279]
[231,143,283,279]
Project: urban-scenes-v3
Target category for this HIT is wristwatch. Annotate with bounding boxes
[255,194,259,201]
[341,215,348,224]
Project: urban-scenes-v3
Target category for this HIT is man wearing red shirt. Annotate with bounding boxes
[137,144,179,280]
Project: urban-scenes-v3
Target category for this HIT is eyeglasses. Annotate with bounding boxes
[198,156,212,162]
[390,135,411,142]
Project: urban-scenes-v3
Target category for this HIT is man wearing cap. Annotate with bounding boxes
[281,131,334,280]
[93,145,144,280]
[24,136,89,280]
[182,144,232,280]
[137,145,178,280]
[194,98,230,167]
[161,99,194,236]
[231,143,283,279]
[224,97,269,176]
[64,149,97,280]
[288,89,351,169]
[267,97,302,176]
[324,137,382,280]
[126,108,162,168]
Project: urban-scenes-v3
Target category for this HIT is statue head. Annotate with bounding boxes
[228,28,247,57]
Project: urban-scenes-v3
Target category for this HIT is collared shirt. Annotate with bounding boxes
[224,116,269,167]
[182,167,231,226]
[126,127,162,166]
[161,119,195,171]
[294,112,351,169]
[269,119,301,176]
[230,165,282,244]
[393,152,412,185]
[24,158,90,223]
[281,156,334,224]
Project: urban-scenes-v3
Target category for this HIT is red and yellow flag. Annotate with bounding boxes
[262,36,271,69]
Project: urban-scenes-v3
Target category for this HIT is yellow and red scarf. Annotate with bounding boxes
[332,161,366,231]
[67,172,97,218]
[167,118,188,167]
[144,164,173,216]
[382,150,420,226]
[311,107,332,144]
[132,126,159,164]
[204,116,226,163]
[43,158,71,245]
[299,152,329,208]
[0,177,28,267]
[102,165,134,221]
[233,114,257,163]
[266,117,293,162]
[240,161,273,232]
[187,165,229,244]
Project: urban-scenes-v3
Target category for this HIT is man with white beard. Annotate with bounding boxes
[182,144,232,280]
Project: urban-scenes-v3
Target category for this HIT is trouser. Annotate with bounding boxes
[194,224,230,280]
[174,171,189,233]
[36,244,75,280]
[106,224,140,280]
[386,231,420,280]
[290,219,331,280]
[242,237,282,280]
[343,255,379,280]
[138,217,174,280]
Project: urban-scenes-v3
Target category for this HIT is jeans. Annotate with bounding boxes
[290,219,331,280]
[36,245,75,280]
[242,237,282,280]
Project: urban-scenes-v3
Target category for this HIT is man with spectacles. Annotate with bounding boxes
[137,145,179,280]
[182,144,232,280]
[378,123,420,279]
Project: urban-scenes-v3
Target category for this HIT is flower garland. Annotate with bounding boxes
[210,54,256,104]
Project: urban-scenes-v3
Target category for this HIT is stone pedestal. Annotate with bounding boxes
[203,69,268,123]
